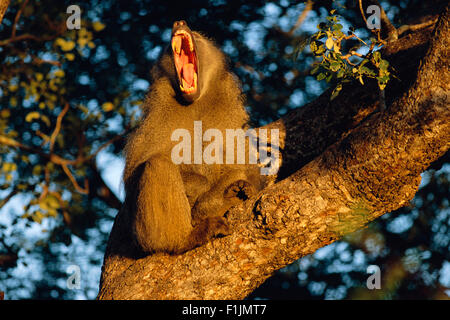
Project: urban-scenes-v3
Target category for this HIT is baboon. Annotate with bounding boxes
[123,20,267,254]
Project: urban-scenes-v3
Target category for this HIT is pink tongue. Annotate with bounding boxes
[182,63,195,87]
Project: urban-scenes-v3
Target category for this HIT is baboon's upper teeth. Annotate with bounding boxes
[174,30,194,52]
[172,35,182,54]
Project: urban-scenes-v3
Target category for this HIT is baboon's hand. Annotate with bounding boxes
[224,179,256,201]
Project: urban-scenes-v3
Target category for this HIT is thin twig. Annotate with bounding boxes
[288,0,313,35]
[1,127,129,167]
[11,0,29,38]
[83,129,127,162]
[31,56,62,67]
[39,162,52,200]
[0,134,76,165]
[0,188,18,209]
[49,102,69,153]
[358,0,369,28]
[62,164,89,194]
[358,0,382,42]
[398,18,438,36]
[0,33,46,46]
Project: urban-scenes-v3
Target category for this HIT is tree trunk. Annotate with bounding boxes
[98,6,449,300]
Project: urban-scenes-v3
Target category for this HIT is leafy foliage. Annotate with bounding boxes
[307,10,392,100]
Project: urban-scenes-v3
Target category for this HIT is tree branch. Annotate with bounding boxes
[98,8,449,300]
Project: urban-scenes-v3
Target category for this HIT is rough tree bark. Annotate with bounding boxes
[98,6,449,300]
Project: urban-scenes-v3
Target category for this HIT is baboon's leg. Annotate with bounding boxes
[134,155,228,254]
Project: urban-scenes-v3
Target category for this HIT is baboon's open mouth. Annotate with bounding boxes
[171,29,198,96]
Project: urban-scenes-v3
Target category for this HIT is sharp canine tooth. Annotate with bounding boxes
[172,36,181,54]
[189,37,193,51]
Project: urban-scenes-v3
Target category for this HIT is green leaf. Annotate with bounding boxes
[379,59,389,71]
[373,51,381,62]
[325,37,334,50]
[40,115,51,127]
[9,97,18,107]
[1,109,11,118]
[56,38,76,51]
[317,73,326,81]
[25,112,40,122]
[333,29,344,38]
[310,65,320,75]
[46,195,60,209]
[360,59,369,67]
[332,23,343,31]
[330,62,341,72]
[32,211,44,224]
[32,165,42,176]
[54,69,65,78]
[39,201,49,211]
[2,162,17,172]
[310,40,317,52]
[65,53,75,61]
[315,32,325,40]
[102,102,115,112]
[92,21,106,32]
[316,45,325,55]
[360,66,375,76]
[330,84,342,100]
